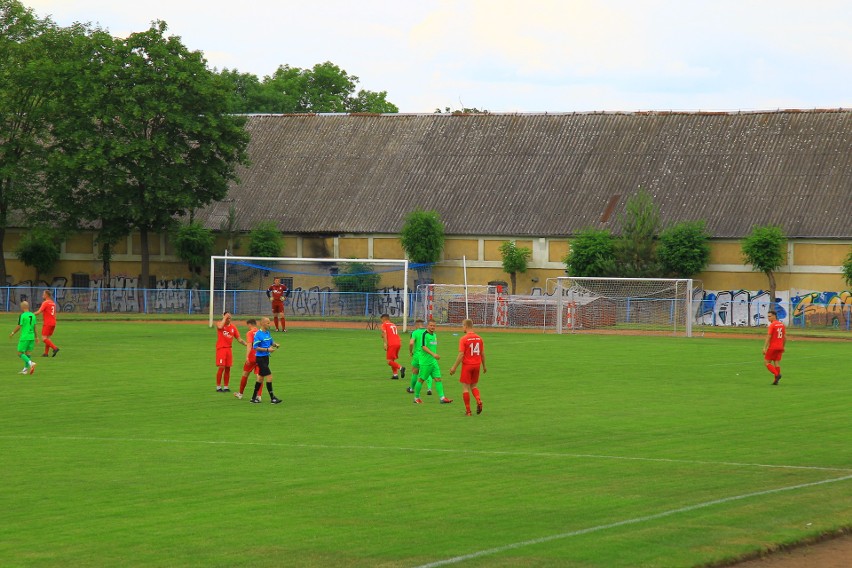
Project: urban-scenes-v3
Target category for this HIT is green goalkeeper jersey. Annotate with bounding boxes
[18,311,36,341]
[420,330,438,362]
[410,328,426,361]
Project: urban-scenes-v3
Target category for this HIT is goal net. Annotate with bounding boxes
[415,284,500,326]
[547,277,697,336]
[209,256,409,330]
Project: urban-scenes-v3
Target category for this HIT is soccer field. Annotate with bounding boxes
[1,321,849,567]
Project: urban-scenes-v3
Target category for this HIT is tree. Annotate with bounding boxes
[498,241,532,295]
[172,221,214,278]
[0,0,56,286]
[400,208,445,284]
[44,21,250,288]
[332,261,380,293]
[616,188,662,277]
[218,61,399,114]
[658,220,712,278]
[564,228,618,277]
[842,248,852,288]
[741,225,787,310]
[247,221,283,258]
[15,226,60,281]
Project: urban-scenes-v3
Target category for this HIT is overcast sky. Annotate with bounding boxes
[25,0,852,113]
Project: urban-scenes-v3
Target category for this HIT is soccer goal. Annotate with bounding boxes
[547,277,698,337]
[415,284,500,326]
[209,255,409,330]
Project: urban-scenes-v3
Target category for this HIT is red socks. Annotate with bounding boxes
[463,391,471,412]
[765,363,780,376]
[472,387,481,404]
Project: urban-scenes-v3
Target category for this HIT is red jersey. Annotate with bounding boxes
[267,283,288,301]
[216,324,240,349]
[381,321,401,346]
[245,328,257,363]
[37,299,57,326]
[459,332,484,366]
[767,320,786,351]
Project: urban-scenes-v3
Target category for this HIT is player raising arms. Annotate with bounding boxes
[33,289,60,357]
[266,277,289,332]
[763,309,787,385]
[215,311,247,392]
[449,319,486,416]
[380,313,404,380]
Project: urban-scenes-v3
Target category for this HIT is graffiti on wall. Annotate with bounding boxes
[285,285,406,318]
[2,275,202,313]
[694,289,852,329]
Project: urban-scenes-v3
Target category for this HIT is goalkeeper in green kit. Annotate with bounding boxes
[406,318,433,395]
[413,319,452,404]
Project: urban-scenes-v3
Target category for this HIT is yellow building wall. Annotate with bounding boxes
[549,240,569,263]
[708,242,743,264]
[339,238,368,258]
[65,233,94,255]
[483,239,532,262]
[372,238,405,259]
[794,243,850,266]
[444,238,479,261]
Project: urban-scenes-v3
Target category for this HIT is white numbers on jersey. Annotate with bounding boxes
[467,342,480,356]
[776,328,784,338]
[389,325,398,335]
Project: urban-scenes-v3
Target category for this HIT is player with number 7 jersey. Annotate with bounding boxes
[449,319,486,416]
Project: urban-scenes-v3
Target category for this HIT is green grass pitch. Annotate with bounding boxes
[0,321,849,567]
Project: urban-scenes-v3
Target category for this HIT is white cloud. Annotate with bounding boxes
[20,0,852,112]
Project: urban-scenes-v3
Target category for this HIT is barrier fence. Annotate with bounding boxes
[0,287,849,331]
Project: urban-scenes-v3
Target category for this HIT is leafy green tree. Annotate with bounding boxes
[15,226,60,281]
[333,261,380,293]
[658,220,712,278]
[842,248,852,288]
[247,221,283,258]
[172,221,215,277]
[564,228,618,277]
[616,189,662,277]
[44,21,250,288]
[498,241,532,295]
[0,0,56,285]
[218,61,398,113]
[741,225,787,310]
[400,208,445,284]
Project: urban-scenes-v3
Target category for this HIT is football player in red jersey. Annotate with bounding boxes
[449,319,486,415]
[215,311,247,392]
[763,310,787,385]
[266,277,289,332]
[33,289,60,357]
[380,313,404,380]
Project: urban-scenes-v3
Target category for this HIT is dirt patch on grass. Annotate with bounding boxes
[718,531,852,568]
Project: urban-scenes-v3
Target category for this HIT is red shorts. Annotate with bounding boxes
[216,348,233,367]
[386,344,400,360]
[42,325,56,337]
[242,359,258,375]
[271,300,284,313]
[764,349,784,362]
[459,365,480,385]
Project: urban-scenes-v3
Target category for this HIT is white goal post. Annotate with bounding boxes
[209,255,409,330]
[548,277,697,337]
[415,284,500,326]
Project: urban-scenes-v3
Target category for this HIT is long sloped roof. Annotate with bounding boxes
[195,110,852,239]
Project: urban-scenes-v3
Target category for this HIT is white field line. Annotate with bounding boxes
[412,474,852,568]
[1,434,850,473]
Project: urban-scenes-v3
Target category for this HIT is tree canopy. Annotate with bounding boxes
[499,241,532,294]
[741,225,787,309]
[218,61,398,114]
[658,220,711,278]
